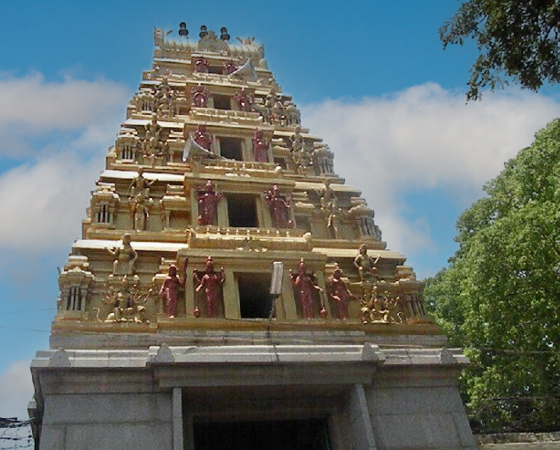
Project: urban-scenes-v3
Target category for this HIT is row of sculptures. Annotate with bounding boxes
[190,84,301,127]
[190,124,270,163]
[107,170,366,240]
[132,76,187,119]
[190,123,325,176]
[100,235,418,324]
[132,74,300,128]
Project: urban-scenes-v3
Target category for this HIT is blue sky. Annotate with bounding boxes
[1,0,560,420]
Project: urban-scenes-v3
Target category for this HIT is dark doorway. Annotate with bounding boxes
[237,272,272,319]
[208,66,224,75]
[227,195,258,227]
[213,94,232,110]
[219,136,243,160]
[194,418,331,450]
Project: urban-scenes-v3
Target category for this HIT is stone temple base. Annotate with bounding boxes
[30,335,477,450]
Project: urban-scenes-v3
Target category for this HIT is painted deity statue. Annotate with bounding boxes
[193,124,212,151]
[290,259,325,319]
[159,262,187,319]
[234,88,252,112]
[223,60,238,75]
[191,85,209,108]
[197,180,223,226]
[194,57,209,73]
[194,257,225,318]
[252,130,269,163]
[106,233,138,276]
[264,184,293,228]
[328,264,354,320]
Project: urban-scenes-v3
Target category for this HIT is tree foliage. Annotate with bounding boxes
[440,0,560,100]
[425,119,560,432]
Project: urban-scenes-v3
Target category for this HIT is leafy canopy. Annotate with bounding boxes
[440,0,560,100]
[425,119,560,432]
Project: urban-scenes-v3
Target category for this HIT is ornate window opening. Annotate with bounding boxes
[96,203,111,224]
[227,195,258,227]
[66,286,83,311]
[219,136,243,160]
[236,272,272,319]
[213,94,232,110]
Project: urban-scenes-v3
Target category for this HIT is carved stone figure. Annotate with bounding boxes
[319,179,336,211]
[128,169,155,231]
[327,205,343,239]
[290,126,304,153]
[194,56,209,73]
[101,275,150,324]
[159,262,187,319]
[194,257,225,318]
[290,258,325,319]
[361,286,389,324]
[362,285,405,325]
[328,264,354,320]
[290,126,311,173]
[353,244,379,284]
[193,124,212,151]
[252,130,269,163]
[191,85,209,108]
[129,168,154,198]
[197,180,223,226]
[234,88,252,112]
[130,192,152,231]
[106,233,138,276]
[264,184,293,228]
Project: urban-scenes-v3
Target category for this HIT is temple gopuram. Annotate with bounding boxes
[30,25,477,450]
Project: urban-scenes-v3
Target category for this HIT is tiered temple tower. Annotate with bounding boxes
[30,26,477,450]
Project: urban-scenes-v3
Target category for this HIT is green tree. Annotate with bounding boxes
[440,0,560,100]
[425,119,560,432]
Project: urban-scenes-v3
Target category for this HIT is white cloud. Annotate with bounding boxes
[302,83,560,262]
[0,359,33,420]
[0,152,102,251]
[0,72,130,157]
[0,73,130,252]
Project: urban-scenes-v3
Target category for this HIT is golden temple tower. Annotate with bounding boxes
[30,25,477,450]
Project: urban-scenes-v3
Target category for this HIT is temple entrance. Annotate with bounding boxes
[193,418,331,450]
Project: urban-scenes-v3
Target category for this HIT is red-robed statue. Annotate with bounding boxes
[191,85,209,108]
[159,261,187,319]
[234,87,252,112]
[194,256,225,318]
[252,130,269,163]
[193,124,212,151]
[197,180,223,226]
[265,184,293,228]
[290,258,326,319]
[194,57,209,73]
[328,264,354,320]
